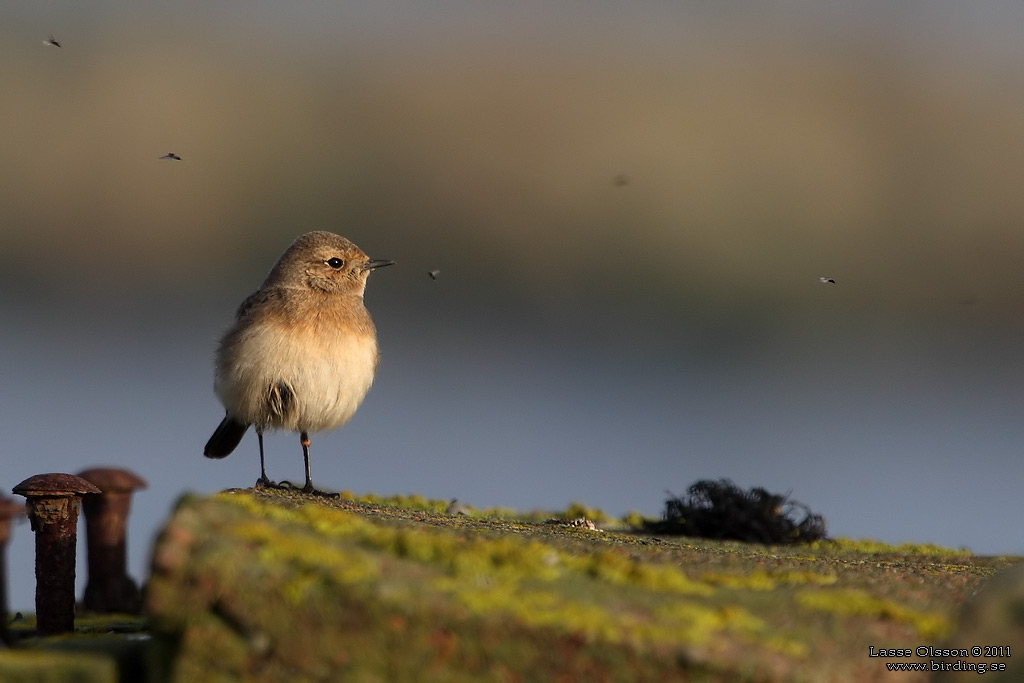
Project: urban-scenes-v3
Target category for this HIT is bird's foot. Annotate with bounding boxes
[264,479,338,497]
[302,482,340,498]
[255,476,278,489]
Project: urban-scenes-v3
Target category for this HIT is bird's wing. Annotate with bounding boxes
[234,288,277,321]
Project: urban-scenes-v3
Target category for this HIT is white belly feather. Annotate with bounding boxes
[214,316,379,433]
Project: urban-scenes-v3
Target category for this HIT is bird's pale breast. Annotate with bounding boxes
[214,297,379,433]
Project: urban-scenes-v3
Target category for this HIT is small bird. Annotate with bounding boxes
[43,36,62,48]
[819,277,836,284]
[159,153,182,161]
[203,231,394,494]
[427,269,440,280]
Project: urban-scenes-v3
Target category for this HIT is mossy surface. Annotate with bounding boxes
[143,488,1019,682]
[1,611,150,682]
[0,650,118,683]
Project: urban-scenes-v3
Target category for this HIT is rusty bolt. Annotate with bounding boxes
[76,467,147,614]
[12,473,100,636]
[0,497,26,645]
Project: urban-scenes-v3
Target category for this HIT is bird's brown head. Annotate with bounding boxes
[266,231,394,295]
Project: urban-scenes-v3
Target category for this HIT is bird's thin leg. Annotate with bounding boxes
[255,428,275,488]
[298,431,337,497]
[300,431,314,493]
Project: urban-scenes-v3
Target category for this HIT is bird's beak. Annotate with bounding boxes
[363,259,396,271]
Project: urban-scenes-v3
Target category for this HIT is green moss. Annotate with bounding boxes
[143,489,1013,682]
[701,570,837,591]
[299,489,648,526]
[0,650,117,683]
[796,588,952,639]
[219,493,709,597]
[204,492,795,659]
[819,537,970,559]
[341,491,450,513]
[151,493,748,680]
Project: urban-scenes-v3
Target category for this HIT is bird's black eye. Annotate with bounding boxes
[326,257,344,269]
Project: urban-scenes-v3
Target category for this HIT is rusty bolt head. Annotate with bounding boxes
[13,473,101,498]
[77,467,146,614]
[76,468,147,493]
[12,473,98,636]
[13,473,99,533]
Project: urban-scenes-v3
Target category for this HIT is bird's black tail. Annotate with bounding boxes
[204,416,249,458]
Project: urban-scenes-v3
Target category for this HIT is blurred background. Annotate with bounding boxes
[3,1,1024,610]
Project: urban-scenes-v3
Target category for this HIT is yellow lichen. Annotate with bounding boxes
[209,493,733,649]
[818,538,970,559]
[209,491,965,669]
[217,493,711,599]
[795,588,951,640]
[701,569,838,590]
